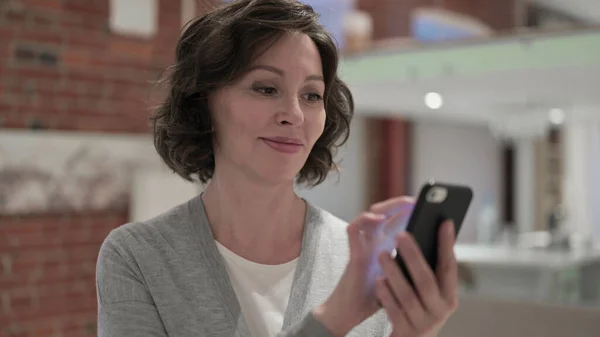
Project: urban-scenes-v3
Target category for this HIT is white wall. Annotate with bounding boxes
[109,0,158,38]
[129,168,201,223]
[296,116,368,222]
[515,138,536,233]
[562,119,600,244]
[297,117,504,236]
[410,121,503,243]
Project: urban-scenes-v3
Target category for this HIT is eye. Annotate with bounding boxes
[304,93,323,102]
[254,86,278,96]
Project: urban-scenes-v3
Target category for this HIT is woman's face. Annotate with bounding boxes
[209,32,326,184]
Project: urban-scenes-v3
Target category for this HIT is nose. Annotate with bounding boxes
[277,96,304,126]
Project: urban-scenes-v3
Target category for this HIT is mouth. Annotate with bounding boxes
[260,137,304,154]
[261,137,304,146]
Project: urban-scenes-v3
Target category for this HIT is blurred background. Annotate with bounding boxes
[1,0,600,336]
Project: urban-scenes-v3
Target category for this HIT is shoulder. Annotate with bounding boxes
[305,201,352,253]
[99,195,201,259]
[307,201,349,233]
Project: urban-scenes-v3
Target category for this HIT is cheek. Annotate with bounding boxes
[213,107,251,154]
[307,109,326,143]
[215,118,255,162]
[221,100,269,144]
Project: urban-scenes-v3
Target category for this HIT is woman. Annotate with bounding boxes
[95,0,459,336]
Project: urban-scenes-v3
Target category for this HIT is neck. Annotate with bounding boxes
[201,168,306,264]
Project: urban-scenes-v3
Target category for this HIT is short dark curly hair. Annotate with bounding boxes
[151,0,354,186]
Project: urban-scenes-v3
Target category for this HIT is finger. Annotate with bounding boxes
[369,196,415,217]
[356,211,387,241]
[437,220,459,307]
[396,233,445,316]
[347,212,386,260]
[378,251,427,330]
[375,277,414,334]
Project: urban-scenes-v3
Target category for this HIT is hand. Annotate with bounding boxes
[313,197,416,336]
[375,220,459,337]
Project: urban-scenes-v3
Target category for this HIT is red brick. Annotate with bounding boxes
[22,0,63,11]
[65,69,107,84]
[15,105,64,119]
[59,15,86,31]
[63,1,109,17]
[16,29,64,45]
[3,9,27,25]
[80,15,107,31]
[13,68,62,81]
[11,252,58,277]
[3,326,31,337]
[7,288,36,312]
[29,12,58,29]
[66,34,107,51]
[0,0,196,331]
[61,49,90,67]
[0,27,15,39]
[0,101,13,115]
[0,48,11,62]
[0,118,24,128]
[2,312,96,337]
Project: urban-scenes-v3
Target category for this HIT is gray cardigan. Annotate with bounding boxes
[96,195,391,336]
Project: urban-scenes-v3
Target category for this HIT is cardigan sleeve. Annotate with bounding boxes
[96,232,169,337]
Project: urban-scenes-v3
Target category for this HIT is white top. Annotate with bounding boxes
[216,242,298,337]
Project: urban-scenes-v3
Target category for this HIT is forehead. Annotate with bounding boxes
[251,32,323,75]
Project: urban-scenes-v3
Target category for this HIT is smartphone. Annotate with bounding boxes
[395,181,473,286]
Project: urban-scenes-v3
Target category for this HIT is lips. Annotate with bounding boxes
[260,137,304,154]
[262,136,303,145]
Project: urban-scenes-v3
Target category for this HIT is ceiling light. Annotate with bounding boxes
[425,92,443,110]
[548,108,565,125]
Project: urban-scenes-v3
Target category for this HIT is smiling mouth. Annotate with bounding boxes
[260,137,304,154]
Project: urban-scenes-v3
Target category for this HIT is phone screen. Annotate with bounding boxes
[366,203,415,286]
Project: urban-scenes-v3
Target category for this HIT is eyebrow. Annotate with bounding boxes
[248,65,324,82]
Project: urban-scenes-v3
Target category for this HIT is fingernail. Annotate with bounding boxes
[446,221,455,235]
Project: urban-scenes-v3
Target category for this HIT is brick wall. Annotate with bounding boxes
[0,0,183,133]
[0,0,216,336]
[0,212,127,337]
